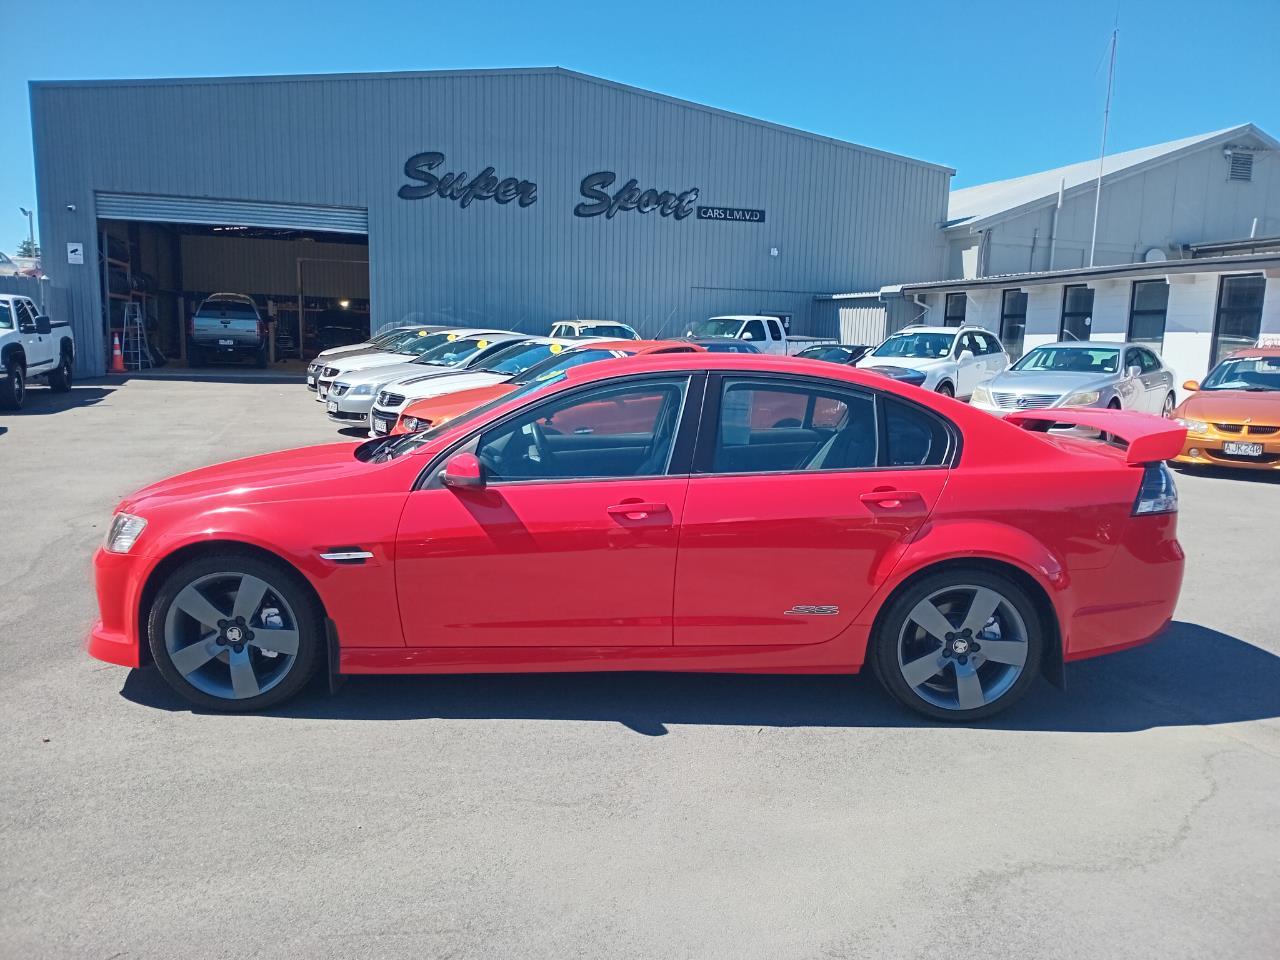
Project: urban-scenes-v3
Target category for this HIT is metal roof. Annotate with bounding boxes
[898,252,1280,294]
[946,123,1279,229]
[29,66,953,175]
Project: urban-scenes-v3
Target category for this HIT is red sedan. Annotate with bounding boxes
[89,353,1186,720]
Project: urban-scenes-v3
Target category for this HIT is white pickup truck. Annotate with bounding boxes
[0,293,74,410]
[685,314,831,356]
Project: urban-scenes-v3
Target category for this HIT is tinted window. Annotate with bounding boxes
[1138,348,1161,373]
[797,346,854,363]
[709,379,876,474]
[766,319,783,341]
[12,299,33,327]
[885,399,951,467]
[979,333,1003,355]
[1211,274,1266,366]
[196,299,257,320]
[742,319,767,342]
[1000,290,1028,360]
[944,293,967,327]
[0,300,12,330]
[584,324,632,338]
[476,378,689,482]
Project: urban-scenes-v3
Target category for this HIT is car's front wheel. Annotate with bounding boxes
[0,360,25,410]
[872,568,1044,721]
[147,553,322,711]
[935,381,954,398]
[1162,393,1176,418]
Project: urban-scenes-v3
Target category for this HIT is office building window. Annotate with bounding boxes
[999,290,1028,359]
[1060,285,1094,342]
[1211,274,1266,366]
[1127,280,1169,353]
[944,292,967,327]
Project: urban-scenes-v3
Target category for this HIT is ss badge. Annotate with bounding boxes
[784,604,839,616]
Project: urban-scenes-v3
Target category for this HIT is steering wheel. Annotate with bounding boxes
[529,419,558,472]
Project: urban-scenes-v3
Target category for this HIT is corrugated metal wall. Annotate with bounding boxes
[31,68,950,374]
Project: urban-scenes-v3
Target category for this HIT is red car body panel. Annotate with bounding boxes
[89,353,1184,680]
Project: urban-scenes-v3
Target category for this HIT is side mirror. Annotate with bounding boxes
[1128,365,1143,379]
[35,315,51,336]
[441,452,485,490]
[742,331,755,340]
[959,349,975,361]
[1182,379,1200,392]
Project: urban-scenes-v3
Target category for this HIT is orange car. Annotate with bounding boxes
[387,339,703,435]
[1172,347,1280,470]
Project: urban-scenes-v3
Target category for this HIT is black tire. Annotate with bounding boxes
[47,351,73,392]
[189,345,206,368]
[935,381,955,398]
[872,567,1044,722]
[1161,393,1176,418]
[147,552,323,712]
[0,359,25,411]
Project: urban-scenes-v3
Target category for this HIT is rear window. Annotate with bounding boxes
[197,298,257,320]
[884,399,952,466]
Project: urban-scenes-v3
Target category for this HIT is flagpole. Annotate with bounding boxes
[1089,27,1118,267]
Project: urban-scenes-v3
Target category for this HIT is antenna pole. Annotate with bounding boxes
[1089,27,1118,267]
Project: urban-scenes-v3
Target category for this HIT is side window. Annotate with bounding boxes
[742,319,767,342]
[0,302,12,330]
[980,333,1003,355]
[766,319,783,341]
[709,378,876,474]
[1124,349,1141,372]
[13,299,33,328]
[884,399,952,467]
[1139,348,1161,373]
[475,378,689,482]
[958,333,980,357]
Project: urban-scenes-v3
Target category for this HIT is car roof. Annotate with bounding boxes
[893,325,990,336]
[203,292,256,302]
[1032,341,1126,350]
[587,339,703,353]
[1224,347,1280,360]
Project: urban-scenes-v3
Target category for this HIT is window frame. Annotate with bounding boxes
[1126,279,1170,354]
[766,318,784,341]
[1210,273,1267,367]
[416,371,707,490]
[944,292,968,327]
[689,371,959,478]
[1060,284,1095,342]
[999,289,1028,359]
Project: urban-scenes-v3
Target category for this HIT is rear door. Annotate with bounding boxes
[673,374,953,646]
[395,374,701,647]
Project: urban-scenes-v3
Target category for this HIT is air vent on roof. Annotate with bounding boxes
[1228,151,1253,182]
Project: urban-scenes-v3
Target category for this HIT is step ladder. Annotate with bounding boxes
[121,301,153,371]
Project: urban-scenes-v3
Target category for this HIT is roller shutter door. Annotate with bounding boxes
[95,193,368,234]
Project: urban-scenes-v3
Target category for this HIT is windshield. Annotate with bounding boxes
[1011,346,1120,374]
[509,348,617,385]
[1200,356,1280,391]
[798,346,853,363]
[414,335,503,367]
[478,341,561,374]
[686,318,744,338]
[394,331,455,356]
[872,332,954,359]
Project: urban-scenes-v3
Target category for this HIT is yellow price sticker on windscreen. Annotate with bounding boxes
[447,333,459,341]
[550,343,563,354]
[477,340,489,349]
[417,329,427,336]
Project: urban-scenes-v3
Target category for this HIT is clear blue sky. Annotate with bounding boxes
[4,0,1278,253]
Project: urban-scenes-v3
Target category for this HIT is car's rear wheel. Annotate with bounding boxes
[873,568,1043,721]
[935,381,954,398]
[0,360,25,410]
[147,553,322,711]
[48,351,73,392]
[1162,393,1175,418]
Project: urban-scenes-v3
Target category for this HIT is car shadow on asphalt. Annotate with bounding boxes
[0,384,116,416]
[118,621,1280,734]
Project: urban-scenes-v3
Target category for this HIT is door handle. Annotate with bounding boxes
[607,501,668,521]
[859,490,922,509]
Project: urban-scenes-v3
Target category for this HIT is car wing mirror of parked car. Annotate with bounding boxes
[1182,379,1200,392]
[959,349,974,361]
[1128,365,1143,379]
[35,315,51,335]
[441,452,485,490]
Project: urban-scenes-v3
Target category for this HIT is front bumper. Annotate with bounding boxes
[325,390,377,422]
[86,547,152,669]
[1174,430,1280,469]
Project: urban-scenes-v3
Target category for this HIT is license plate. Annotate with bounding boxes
[306,375,315,386]
[218,339,234,346]
[327,401,338,414]
[373,417,392,435]
[1224,441,1264,457]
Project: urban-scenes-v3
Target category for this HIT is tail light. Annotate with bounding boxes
[1133,462,1178,516]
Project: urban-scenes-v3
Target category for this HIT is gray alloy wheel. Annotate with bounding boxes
[0,361,25,410]
[895,584,1030,712]
[936,381,954,398]
[149,554,321,711]
[873,569,1044,721]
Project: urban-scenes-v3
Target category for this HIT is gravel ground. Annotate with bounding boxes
[1,373,1277,960]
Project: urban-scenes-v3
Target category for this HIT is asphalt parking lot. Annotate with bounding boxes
[2,374,1278,960]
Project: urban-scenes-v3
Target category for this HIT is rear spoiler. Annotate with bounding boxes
[1003,408,1187,465]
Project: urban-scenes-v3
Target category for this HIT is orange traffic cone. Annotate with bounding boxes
[110,333,125,373]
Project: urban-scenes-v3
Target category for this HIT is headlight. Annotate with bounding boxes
[1063,390,1101,406]
[105,513,147,554]
[401,416,431,432]
[1177,417,1209,434]
[352,383,374,396]
[971,385,993,404]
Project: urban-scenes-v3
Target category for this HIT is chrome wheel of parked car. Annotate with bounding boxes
[1162,393,1176,418]
[149,554,321,710]
[874,569,1043,720]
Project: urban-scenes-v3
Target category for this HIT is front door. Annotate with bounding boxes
[954,332,985,398]
[674,376,951,646]
[395,375,697,647]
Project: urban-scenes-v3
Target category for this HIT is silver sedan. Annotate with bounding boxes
[970,342,1177,417]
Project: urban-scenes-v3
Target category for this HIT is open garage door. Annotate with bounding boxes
[95,194,369,377]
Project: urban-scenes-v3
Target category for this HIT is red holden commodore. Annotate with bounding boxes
[89,353,1186,720]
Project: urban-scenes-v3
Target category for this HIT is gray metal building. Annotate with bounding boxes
[30,67,950,375]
